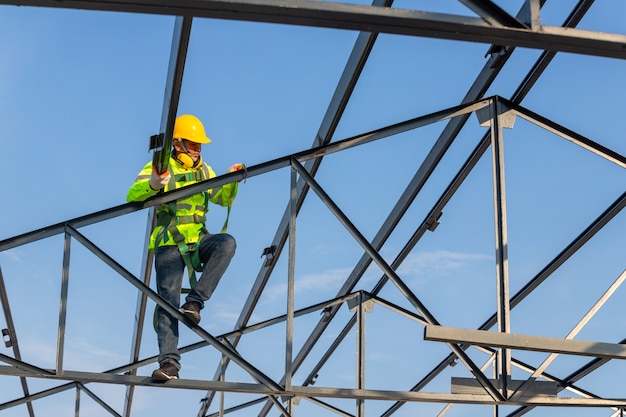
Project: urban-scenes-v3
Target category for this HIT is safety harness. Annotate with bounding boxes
[154,164,240,285]
[152,163,241,331]
[155,166,210,287]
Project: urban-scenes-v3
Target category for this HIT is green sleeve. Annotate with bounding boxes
[126,162,157,202]
[209,181,239,207]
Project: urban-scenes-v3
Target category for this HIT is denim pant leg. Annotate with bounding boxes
[154,245,186,368]
[185,233,236,307]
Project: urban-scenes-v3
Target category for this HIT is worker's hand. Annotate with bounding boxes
[228,163,245,183]
[149,165,171,190]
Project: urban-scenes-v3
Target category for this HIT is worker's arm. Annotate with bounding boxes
[207,164,243,207]
[126,162,171,202]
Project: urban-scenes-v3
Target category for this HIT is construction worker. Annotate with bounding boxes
[126,114,243,381]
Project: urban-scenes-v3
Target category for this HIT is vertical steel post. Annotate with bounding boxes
[74,385,80,417]
[489,98,511,396]
[152,16,193,175]
[219,351,226,417]
[285,160,297,389]
[356,292,366,417]
[57,228,71,375]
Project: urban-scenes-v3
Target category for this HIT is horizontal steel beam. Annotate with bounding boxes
[1,364,625,407]
[0,97,489,251]
[2,0,626,59]
[424,325,626,359]
[451,377,557,397]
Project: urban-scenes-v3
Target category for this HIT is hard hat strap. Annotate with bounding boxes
[174,139,201,169]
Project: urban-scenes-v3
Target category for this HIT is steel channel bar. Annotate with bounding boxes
[124,15,192,417]
[152,16,191,175]
[369,295,428,325]
[0,353,53,376]
[285,163,297,390]
[356,292,365,417]
[74,387,79,417]
[489,99,512,392]
[56,230,71,375]
[3,364,626,407]
[291,158,504,401]
[0,98,486,254]
[503,99,626,168]
[0,266,35,417]
[62,224,284,393]
[2,0,626,59]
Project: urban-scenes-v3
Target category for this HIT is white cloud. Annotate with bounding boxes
[264,267,353,303]
[0,250,24,263]
[397,250,491,278]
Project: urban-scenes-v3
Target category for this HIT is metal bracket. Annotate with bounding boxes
[347,293,374,313]
[426,210,443,232]
[148,133,164,151]
[320,307,332,322]
[261,245,277,267]
[475,101,516,128]
[2,328,12,348]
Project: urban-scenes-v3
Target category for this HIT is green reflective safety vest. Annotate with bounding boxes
[126,157,238,252]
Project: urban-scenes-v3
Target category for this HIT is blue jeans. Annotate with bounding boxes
[154,233,236,368]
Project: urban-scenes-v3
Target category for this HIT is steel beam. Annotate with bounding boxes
[1,0,626,59]
[2,364,626,407]
[424,325,626,359]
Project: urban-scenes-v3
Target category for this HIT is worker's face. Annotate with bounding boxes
[175,139,202,161]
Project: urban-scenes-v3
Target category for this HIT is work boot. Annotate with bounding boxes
[151,362,179,381]
[179,301,202,325]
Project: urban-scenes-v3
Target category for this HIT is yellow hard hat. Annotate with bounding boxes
[173,114,211,144]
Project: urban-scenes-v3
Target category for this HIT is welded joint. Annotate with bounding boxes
[281,395,300,405]
[521,0,541,30]
[347,293,374,313]
[476,100,516,128]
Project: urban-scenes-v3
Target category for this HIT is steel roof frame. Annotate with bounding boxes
[0,0,625,416]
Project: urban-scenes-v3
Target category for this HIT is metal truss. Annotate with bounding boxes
[0,0,625,416]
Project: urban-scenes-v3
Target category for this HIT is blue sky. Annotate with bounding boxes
[0,1,625,416]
